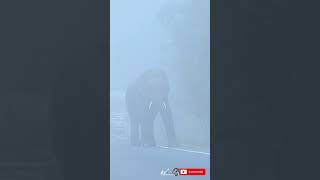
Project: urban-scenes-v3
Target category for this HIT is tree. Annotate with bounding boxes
[157,0,210,147]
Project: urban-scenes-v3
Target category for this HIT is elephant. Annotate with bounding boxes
[125,69,177,147]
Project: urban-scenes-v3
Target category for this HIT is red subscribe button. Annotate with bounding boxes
[179,168,206,176]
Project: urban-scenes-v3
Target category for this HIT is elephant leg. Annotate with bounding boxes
[130,115,140,146]
[126,85,142,146]
[140,110,158,146]
[160,99,177,146]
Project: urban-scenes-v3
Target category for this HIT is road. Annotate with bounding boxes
[110,143,210,180]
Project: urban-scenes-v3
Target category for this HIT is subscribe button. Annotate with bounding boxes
[179,168,206,176]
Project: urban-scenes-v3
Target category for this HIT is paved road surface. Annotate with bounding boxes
[110,143,210,180]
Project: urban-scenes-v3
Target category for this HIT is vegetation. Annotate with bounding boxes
[156,0,210,149]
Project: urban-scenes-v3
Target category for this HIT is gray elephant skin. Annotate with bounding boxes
[125,69,177,147]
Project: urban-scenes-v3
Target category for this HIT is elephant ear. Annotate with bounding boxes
[144,69,170,100]
[133,70,152,99]
[134,69,170,101]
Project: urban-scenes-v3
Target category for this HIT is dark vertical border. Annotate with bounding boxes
[210,1,221,179]
[210,0,215,178]
[98,0,109,179]
[0,0,109,179]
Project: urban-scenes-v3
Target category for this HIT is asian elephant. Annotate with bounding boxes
[125,69,177,147]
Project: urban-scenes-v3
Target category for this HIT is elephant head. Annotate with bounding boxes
[136,69,170,105]
[126,69,177,147]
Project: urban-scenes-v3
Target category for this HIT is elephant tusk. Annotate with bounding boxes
[149,101,153,110]
[163,101,167,110]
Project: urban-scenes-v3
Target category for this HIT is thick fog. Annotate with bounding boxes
[111,0,210,179]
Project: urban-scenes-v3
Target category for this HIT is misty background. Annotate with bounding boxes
[111,0,210,150]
